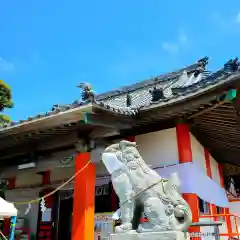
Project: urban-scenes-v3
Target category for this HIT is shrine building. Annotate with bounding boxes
[0,57,240,240]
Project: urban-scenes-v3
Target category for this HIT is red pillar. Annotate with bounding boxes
[125,136,136,142]
[176,124,192,164]
[72,152,96,240]
[38,170,51,185]
[7,177,16,190]
[183,193,200,223]
[176,123,200,238]
[204,149,217,218]
[218,164,225,189]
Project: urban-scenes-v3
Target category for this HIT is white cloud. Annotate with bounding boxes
[0,57,14,72]
[161,31,189,55]
[211,11,240,33]
[236,12,240,24]
[162,42,179,54]
[178,32,188,44]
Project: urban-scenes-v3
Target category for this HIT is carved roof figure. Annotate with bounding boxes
[197,56,209,68]
[77,82,96,103]
[51,104,73,112]
[149,87,164,102]
[223,58,240,72]
[232,57,240,72]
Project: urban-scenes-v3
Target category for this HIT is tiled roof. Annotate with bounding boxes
[0,101,87,129]
[96,57,208,100]
[1,57,240,129]
[95,57,240,115]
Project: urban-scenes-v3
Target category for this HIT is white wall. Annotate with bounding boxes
[230,202,240,216]
[2,147,108,188]
[1,149,77,179]
[210,155,221,185]
[51,167,74,182]
[90,128,180,173]
[135,129,222,185]
[229,202,240,234]
[2,129,222,191]
[16,170,42,188]
[190,134,206,174]
[135,128,179,168]
[190,134,221,186]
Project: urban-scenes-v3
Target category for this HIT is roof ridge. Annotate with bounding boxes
[13,56,240,130]
[96,57,209,100]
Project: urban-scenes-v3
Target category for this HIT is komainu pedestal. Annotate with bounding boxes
[109,231,188,240]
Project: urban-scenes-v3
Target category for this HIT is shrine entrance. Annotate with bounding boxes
[56,190,73,240]
[55,182,114,240]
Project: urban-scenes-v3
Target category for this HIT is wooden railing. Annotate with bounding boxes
[200,213,240,239]
[117,214,240,239]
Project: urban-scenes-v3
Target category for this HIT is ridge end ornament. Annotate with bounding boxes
[77,82,96,103]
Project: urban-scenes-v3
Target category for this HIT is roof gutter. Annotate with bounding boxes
[0,103,93,136]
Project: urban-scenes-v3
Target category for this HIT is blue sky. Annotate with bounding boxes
[0,0,240,121]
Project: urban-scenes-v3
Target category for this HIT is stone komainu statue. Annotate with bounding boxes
[101,140,192,233]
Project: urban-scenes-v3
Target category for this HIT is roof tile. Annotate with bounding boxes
[1,57,240,129]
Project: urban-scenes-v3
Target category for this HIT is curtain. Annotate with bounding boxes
[156,162,229,208]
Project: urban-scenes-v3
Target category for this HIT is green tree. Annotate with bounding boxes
[0,80,13,127]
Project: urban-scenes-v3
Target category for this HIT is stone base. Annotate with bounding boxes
[109,231,188,240]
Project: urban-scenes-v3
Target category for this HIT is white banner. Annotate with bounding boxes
[156,162,229,208]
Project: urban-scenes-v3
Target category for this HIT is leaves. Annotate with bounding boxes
[0,80,13,126]
[0,80,13,110]
[0,80,10,90]
[0,115,11,127]
[0,114,11,122]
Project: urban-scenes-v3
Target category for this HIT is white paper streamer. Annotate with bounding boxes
[40,198,46,212]
[24,203,31,215]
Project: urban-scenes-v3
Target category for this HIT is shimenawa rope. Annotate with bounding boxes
[11,160,91,205]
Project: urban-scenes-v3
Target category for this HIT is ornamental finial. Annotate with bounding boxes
[77,82,96,103]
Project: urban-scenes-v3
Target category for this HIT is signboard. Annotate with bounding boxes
[94,213,114,240]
